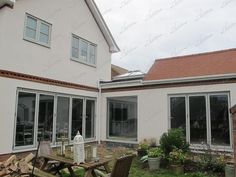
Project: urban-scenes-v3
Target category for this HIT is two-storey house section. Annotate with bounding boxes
[0,0,119,155]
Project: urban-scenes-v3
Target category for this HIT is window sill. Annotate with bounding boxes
[71,57,96,68]
[23,38,51,49]
[106,138,138,144]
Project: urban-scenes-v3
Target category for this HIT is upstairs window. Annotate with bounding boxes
[71,35,97,66]
[24,14,51,47]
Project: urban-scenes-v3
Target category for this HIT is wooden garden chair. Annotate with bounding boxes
[95,154,135,177]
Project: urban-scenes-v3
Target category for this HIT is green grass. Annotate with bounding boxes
[128,158,217,177]
[61,158,217,177]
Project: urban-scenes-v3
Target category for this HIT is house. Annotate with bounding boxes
[101,48,236,152]
[0,0,119,155]
[0,0,236,158]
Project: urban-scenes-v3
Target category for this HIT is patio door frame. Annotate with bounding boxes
[13,88,96,151]
[168,92,232,151]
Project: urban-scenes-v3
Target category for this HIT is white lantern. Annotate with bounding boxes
[73,131,85,164]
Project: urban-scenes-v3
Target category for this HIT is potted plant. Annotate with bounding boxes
[141,147,164,170]
[225,160,235,177]
[168,148,186,174]
[137,139,149,157]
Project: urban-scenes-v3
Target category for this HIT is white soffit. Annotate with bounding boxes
[85,0,120,53]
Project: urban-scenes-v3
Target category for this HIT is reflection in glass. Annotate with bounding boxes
[79,40,88,62]
[39,23,49,44]
[85,100,95,139]
[25,16,37,39]
[38,95,54,141]
[170,97,186,134]
[189,96,207,144]
[72,98,83,139]
[108,97,137,140]
[15,92,36,146]
[56,97,70,140]
[210,95,230,146]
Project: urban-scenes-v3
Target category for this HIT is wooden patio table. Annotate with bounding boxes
[40,154,111,177]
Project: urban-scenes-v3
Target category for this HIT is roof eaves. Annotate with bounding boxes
[0,0,15,8]
[144,73,236,85]
[84,0,120,53]
[154,48,236,62]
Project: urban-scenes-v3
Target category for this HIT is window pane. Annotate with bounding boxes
[25,27,36,39]
[40,23,49,35]
[79,40,88,62]
[39,33,49,44]
[210,95,230,146]
[85,100,95,139]
[26,16,37,30]
[170,97,186,133]
[72,48,79,59]
[56,97,70,140]
[38,95,54,141]
[71,98,83,139]
[15,92,36,146]
[72,37,79,48]
[189,96,207,144]
[108,97,137,141]
[89,45,96,64]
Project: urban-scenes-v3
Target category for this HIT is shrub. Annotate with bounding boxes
[159,128,189,156]
[148,147,164,158]
[168,148,187,165]
[138,139,149,150]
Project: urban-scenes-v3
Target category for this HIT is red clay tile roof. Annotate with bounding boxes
[145,48,236,81]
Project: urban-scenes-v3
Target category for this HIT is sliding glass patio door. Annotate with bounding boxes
[71,98,83,139]
[85,100,95,139]
[38,94,54,141]
[189,95,207,144]
[169,93,231,148]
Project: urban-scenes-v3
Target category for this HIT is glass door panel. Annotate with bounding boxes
[189,96,207,144]
[210,95,230,146]
[56,97,70,140]
[71,98,83,140]
[15,92,36,147]
[38,95,54,141]
[85,100,95,139]
[170,97,186,134]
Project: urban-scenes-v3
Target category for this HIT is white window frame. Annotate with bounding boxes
[106,96,138,142]
[71,34,97,67]
[23,13,52,48]
[168,92,232,151]
[13,88,96,151]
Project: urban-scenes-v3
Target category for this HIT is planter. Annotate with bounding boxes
[148,157,161,170]
[137,149,147,157]
[225,164,235,177]
[170,164,184,175]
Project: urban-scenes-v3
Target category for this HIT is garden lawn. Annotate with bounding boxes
[129,158,217,177]
[61,158,217,177]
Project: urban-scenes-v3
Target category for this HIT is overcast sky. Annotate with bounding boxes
[95,0,236,72]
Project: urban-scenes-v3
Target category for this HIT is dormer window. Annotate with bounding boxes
[71,34,97,66]
[24,14,52,47]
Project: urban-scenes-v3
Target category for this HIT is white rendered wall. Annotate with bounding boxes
[101,82,236,145]
[0,77,99,155]
[0,0,111,87]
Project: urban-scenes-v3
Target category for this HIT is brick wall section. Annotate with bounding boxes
[230,104,236,175]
